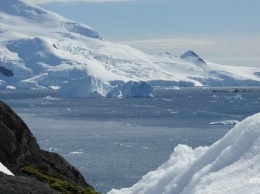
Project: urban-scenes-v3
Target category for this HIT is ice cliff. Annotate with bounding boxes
[59,76,111,98]
[107,81,154,98]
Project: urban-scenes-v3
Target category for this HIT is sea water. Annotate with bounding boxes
[1,88,260,193]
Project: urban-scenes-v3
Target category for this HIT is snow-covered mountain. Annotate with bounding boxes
[1,0,260,90]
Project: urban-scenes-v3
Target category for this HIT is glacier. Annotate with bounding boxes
[108,113,260,194]
[0,0,260,92]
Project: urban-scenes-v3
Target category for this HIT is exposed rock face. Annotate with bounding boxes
[0,66,14,77]
[0,100,97,193]
[0,172,58,194]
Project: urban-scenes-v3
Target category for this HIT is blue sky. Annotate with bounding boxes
[32,0,259,67]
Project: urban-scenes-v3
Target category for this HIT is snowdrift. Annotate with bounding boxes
[108,113,260,194]
[0,162,13,176]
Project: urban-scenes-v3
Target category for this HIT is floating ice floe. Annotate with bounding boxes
[108,113,260,194]
[43,96,58,100]
[223,94,243,100]
[209,120,240,125]
[69,151,84,155]
[49,147,58,152]
[211,95,219,98]
[6,85,16,90]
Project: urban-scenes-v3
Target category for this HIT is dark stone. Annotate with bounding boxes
[0,66,14,77]
[0,172,58,194]
[0,122,16,154]
[0,100,96,193]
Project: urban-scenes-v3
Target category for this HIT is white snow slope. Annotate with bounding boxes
[108,113,260,194]
[1,0,260,89]
[0,162,14,176]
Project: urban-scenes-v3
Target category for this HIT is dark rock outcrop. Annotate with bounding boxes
[0,172,58,194]
[0,66,14,77]
[0,100,98,193]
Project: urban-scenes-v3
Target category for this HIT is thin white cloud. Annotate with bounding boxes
[117,38,216,50]
[115,34,260,67]
[116,37,218,57]
[31,0,135,4]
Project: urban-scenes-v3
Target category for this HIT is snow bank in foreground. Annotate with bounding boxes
[0,162,14,176]
[108,113,260,194]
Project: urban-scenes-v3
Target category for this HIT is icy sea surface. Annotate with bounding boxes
[1,88,260,193]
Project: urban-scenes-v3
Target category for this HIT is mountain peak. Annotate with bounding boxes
[180,50,200,59]
[0,0,101,39]
[180,50,207,64]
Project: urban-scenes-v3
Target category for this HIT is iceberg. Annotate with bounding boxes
[108,113,260,194]
[59,76,111,98]
[223,94,243,101]
[106,81,154,98]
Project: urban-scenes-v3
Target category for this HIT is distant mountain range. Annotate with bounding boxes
[1,0,260,89]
